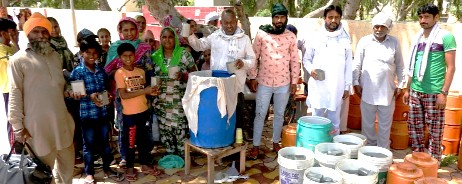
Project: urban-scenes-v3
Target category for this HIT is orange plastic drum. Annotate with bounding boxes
[458,140,462,170]
[387,162,424,184]
[445,108,462,125]
[447,91,462,109]
[443,125,461,140]
[393,104,409,121]
[390,121,409,150]
[281,123,297,147]
[347,104,361,130]
[404,152,438,177]
[414,177,448,184]
[442,139,460,155]
[350,94,361,105]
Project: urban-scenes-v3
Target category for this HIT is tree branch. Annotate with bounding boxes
[304,0,339,18]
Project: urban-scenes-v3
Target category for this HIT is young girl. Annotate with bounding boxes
[97,28,111,67]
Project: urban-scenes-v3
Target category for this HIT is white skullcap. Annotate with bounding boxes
[372,12,393,29]
[205,12,219,24]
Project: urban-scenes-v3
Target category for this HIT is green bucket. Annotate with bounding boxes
[296,116,333,151]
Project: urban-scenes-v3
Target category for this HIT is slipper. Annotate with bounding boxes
[125,173,137,182]
[142,167,163,176]
[83,179,95,184]
[104,169,125,182]
[118,159,127,170]
[247,148,259,160]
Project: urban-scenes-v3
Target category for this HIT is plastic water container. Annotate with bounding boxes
[314,143,351,169]
[358,146,393,184]
[336,159,379,184]
[333,134,364,159]
[303,167,342,184]
[296,116,333,151]
[187,70,237,148]
[346,133,367,146]
[278,147,315,184]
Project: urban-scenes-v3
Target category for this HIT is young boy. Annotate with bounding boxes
[70,39,123,183]
[0,18,19,152]
[114,42,161,181]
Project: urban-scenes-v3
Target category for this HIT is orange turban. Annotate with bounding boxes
[23,12,52,36]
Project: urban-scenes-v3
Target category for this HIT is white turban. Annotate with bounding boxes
[372,12,393,29]
[205,12,219,24]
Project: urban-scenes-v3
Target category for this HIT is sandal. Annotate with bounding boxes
[104,169,125,182]
[142,166,163,176]
[273,142,282,152]
[118,159,127,170]
[83,178,95,184]
[125,169,138,182]
[247,147,259,160]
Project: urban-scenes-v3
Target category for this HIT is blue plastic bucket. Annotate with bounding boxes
[296,116,333,151]
[189,70,237,148]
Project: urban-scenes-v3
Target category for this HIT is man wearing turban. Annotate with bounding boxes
[353,12,405,149]
[247,3,300,159]
[8,12,75,184]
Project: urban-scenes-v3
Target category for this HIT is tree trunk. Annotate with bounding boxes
[304,0,339,18]
[62,0,69,9]
[234,0,252,39]
[99,0,112,11]
[1,0,8,6]
[343,0,362,20]
[145,0,186,23]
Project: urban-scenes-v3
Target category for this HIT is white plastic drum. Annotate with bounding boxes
[278,147,315,184]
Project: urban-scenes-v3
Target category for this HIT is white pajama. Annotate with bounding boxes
[360,100,395,149]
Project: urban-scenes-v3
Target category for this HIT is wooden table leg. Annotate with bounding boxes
[184,142,191,175]
[239,148,246,173]
[207,155,214,184]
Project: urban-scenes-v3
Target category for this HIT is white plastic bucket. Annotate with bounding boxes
[303,167,342,184]
[333,134,364,159]
[336,159,379,184]
[357,146,393,184]
[346,133,367,146]
[314,143,351,169]
[278,147,315,184]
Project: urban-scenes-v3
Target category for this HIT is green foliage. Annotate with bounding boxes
[440,155,458,167]
[255,8,271,17]
[11,0,98,9]
[448,0,462,21]
[133,0,193,7]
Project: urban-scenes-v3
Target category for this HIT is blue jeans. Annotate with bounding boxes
[81,118,113,175]
[252,84,290,146]
[121,110,153,168]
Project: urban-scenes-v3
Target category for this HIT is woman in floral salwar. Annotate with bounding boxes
[152,27,196,156]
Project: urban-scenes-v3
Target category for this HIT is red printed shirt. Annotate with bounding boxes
[248,29,300,87]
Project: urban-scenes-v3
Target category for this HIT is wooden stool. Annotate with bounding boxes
[184,139,247,184]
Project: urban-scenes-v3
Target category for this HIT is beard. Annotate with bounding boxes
[30,41,54,55]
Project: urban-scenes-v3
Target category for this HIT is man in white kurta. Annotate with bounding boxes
[353,13,405,149]
[8,12,75,184]
[303,5,352,135]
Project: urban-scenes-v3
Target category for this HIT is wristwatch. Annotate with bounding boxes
[441,90,449,96]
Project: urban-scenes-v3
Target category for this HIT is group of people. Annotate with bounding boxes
[0,2,456,184]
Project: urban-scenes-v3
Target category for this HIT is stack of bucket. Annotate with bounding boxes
[277,147,315,184]
[333,134,365,159]
[442,91,462,155]
[347,94,362,130]
[388,92,411,149]
[358,146,393,184]
[296,116,333,151]
[314,143,351,169]
[336,159,379,184]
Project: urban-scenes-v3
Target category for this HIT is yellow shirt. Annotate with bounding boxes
[0,43,17,93]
